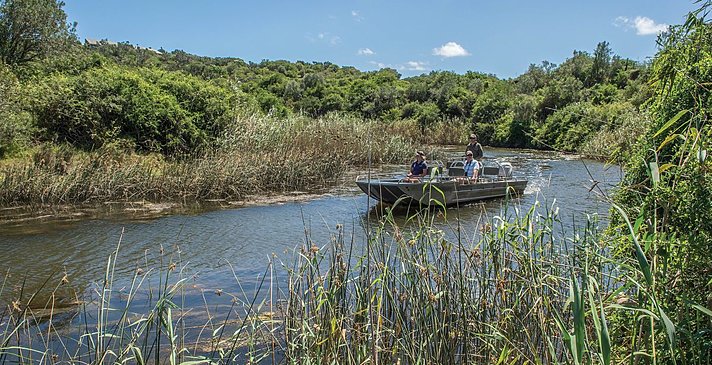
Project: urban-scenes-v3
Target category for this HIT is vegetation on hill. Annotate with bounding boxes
[1,0,653,161]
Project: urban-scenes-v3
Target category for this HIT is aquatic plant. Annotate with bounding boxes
[2,198,707,364]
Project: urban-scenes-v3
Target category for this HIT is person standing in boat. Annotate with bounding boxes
[406,150,428,182]
[466,133,483,161]
[463,150,480,182]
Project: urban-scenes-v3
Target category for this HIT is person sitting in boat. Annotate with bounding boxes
[405,151,428,182]
[466,133,483,161]
[461,150,480,183]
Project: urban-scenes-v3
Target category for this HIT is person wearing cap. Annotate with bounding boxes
[466,133,483,161]
[463,150,480,182]
[406,151,428,182]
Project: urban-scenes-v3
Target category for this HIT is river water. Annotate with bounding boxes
[0,148,621,312]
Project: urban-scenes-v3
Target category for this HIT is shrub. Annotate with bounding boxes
[29,65,243,155]
[0,62,34,157]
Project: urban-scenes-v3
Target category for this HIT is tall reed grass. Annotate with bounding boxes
[0,113,418,206]
[2,198,703,364]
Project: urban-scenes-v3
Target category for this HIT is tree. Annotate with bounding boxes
[589,41,612,85]
[0,0,75,65]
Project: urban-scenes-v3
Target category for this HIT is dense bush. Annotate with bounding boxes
[0,62,33,157]
[28,65,243,154]
[534,101,638,152]
[64,40,650,155]
[0,37,654,158]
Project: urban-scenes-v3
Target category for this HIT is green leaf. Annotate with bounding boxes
[658,306,676,358]
[587,280,610,365]
[552,310,578,365]
[571,276,585,365]
[607,304,660,320]
[612,204,652,287]
[131,345,145,365]
[649,162,660,186]
[653,109,689,138]
[691,304,712,317]
[658,163,676,174]
[657,133,683,152]
[599,302,611,365]
[179,359,214,365]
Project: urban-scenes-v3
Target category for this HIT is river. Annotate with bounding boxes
[0,147,621,313]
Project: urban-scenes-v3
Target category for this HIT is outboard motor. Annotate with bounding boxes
[498,162,513,178]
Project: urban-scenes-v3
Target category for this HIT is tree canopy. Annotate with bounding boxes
[0,0,75,65]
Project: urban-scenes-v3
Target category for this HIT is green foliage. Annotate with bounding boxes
[45,39,650,155]
[0,0,76,65]
[535,75,585,121]
[536,101,638,152]
[579,104,649,160]
[589,83,618,105]
[29,65,241,154]
[0,2,654,158]
[0,62,33,157]
[589,41,612,86]
[613,3,712,362]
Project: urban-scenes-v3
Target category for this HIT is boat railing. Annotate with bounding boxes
[356,160,520,184]
[355,173,405,182]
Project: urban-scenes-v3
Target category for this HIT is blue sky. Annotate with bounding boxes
[63,1,699,79]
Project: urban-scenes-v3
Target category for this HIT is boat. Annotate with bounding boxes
[355,161,528,206]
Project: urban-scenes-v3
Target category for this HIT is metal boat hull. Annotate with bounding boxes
[356,177,527,206]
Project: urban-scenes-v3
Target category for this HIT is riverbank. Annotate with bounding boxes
[1,108,630,208]
[0,114,423,207]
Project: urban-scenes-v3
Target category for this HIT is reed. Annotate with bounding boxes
[2,197,704,364]
[0,113,417,207]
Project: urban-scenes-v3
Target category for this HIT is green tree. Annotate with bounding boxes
[0,0,75,65]
[589,41,612,86]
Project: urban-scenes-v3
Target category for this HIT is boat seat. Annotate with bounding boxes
[448,161,465,176]
[481,166,500,176]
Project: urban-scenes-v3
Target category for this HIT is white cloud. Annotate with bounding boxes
[357,48,375,56]
[614,16,668,35]
[402,61,428,71]
[432,42,470,57]
[634,16,668,35]
[614,16,628,27]
[369,61,388,69]
[351,10,364,22]
[310,32,341,46]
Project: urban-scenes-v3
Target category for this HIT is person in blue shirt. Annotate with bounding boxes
[406,151,428,182]
[462,150,480,182]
